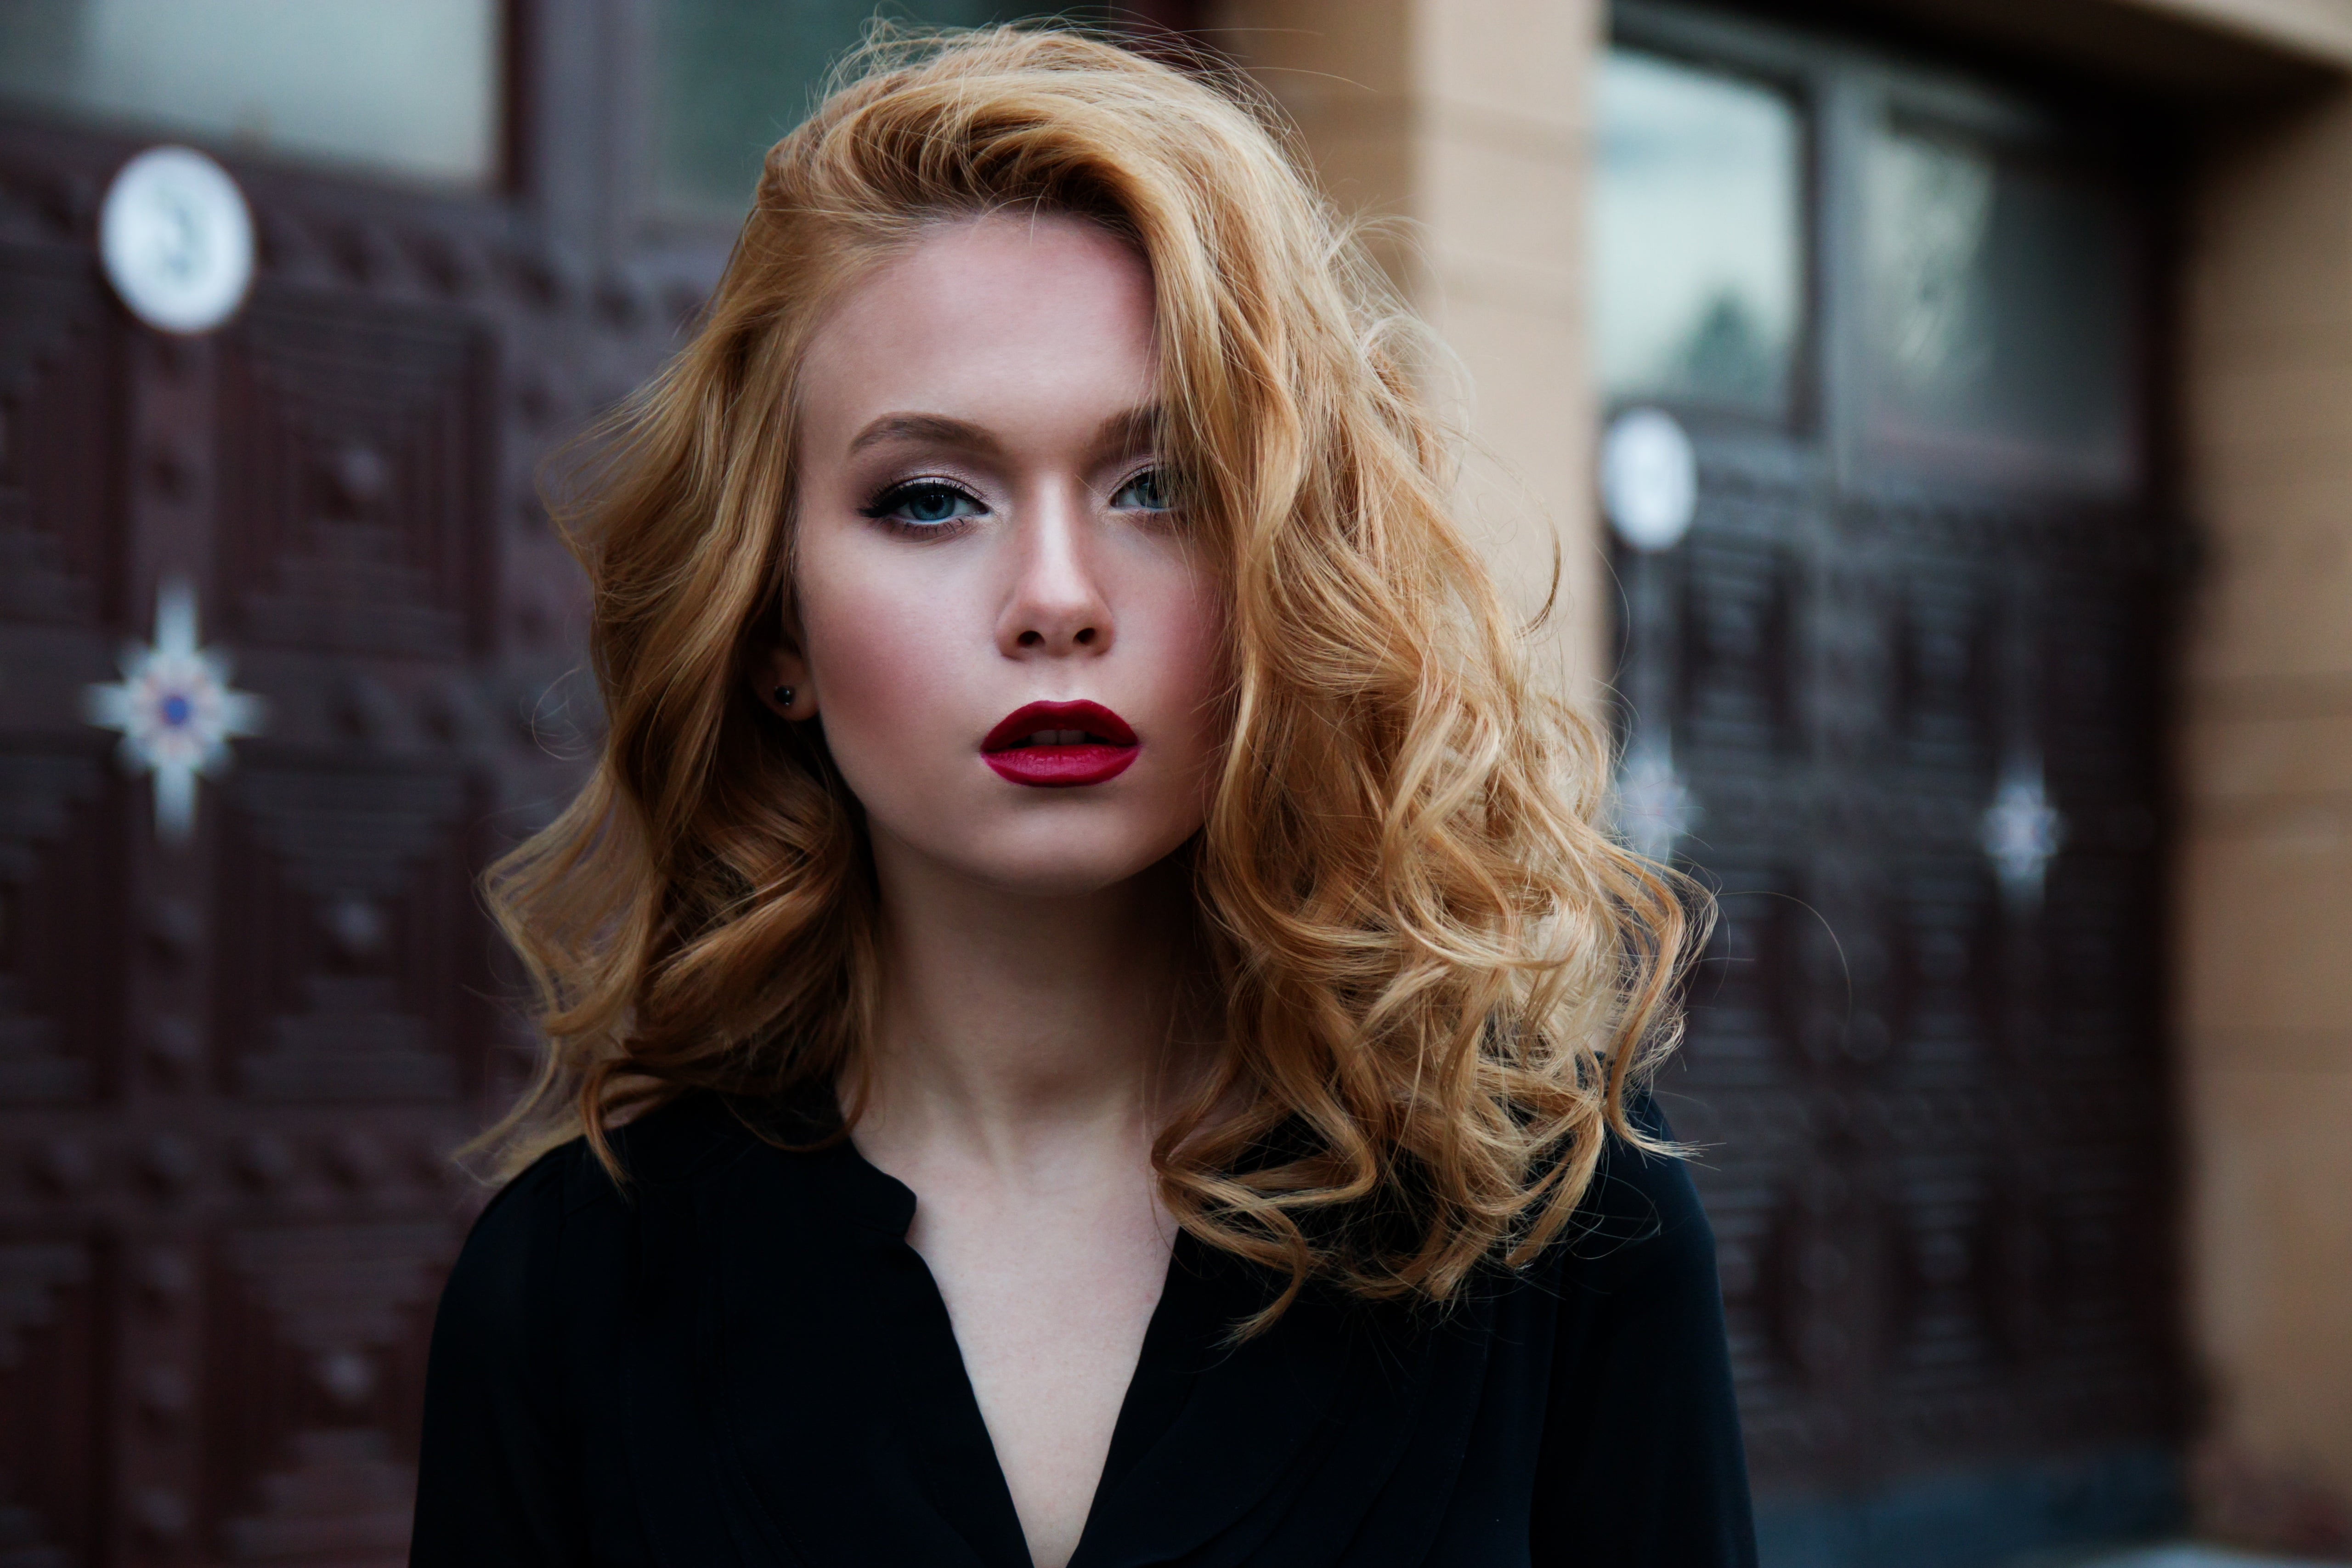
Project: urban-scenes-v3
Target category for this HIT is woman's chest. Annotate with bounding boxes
[910,1194,1176,1568]
[568,1153,1563,1568]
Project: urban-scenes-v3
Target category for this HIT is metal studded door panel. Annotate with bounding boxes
[1627,457,2178,1490]
[216,298,497,660]
[0,99,683,1564]
[0,201,135,1557]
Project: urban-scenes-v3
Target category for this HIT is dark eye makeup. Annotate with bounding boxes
[858,478,987,532]
[1110,468,1171,512]
[854,465,1176,536]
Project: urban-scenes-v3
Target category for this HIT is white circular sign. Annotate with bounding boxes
[99,146,255,335]
[1600,408,1698,552]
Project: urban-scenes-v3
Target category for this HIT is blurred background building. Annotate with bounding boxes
[0,2,2343,1565]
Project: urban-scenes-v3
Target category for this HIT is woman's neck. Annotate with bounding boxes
[851,827,1199,1177]
[849,831,1199,1568]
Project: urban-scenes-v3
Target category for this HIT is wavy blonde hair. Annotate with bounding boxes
[483,25,1699,1323]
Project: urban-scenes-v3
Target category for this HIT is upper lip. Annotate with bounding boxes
[982,700,1137,751]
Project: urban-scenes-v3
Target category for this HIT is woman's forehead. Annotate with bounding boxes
[797,213,1157,458]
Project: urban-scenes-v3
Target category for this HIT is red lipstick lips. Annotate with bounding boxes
[981,700,1140,787]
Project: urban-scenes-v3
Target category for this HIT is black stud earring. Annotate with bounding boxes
[773,685,795,710]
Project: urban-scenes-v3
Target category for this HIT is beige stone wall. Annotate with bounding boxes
[2142,0,2352,63]
[1204,0,1612,704]
[2179,79,2352,1531]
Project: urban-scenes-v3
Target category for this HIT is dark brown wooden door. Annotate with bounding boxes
[1600,4,2184,1554]
[0,11,670,1562]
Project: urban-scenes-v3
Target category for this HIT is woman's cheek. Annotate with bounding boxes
[801,563,977,807]
[1109,575,1220,839]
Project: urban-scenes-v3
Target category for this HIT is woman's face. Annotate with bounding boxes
[769,214,1224,900]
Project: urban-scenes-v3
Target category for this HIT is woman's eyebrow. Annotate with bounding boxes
[1092,404,1162,457]
[847,413,1004,456]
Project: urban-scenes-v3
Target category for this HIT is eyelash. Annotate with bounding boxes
[857,478,987,537]
[1110,467,1171,513]
[854,466,1174,538]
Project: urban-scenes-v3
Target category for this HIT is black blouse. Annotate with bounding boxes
[409,1091,1756,1567]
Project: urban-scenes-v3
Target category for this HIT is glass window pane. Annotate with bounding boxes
[0,0,501,188]
[1593,48,1803,416]
[655,1,1088,219]
[1863,119,2136,489]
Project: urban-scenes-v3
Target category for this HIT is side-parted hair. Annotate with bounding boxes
[483,24,1699,1326]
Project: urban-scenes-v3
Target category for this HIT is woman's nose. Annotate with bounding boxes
[997,491,1112,657]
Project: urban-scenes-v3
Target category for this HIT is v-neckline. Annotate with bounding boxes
[702,1098,1373,1568]
[833,1132,1203,1568]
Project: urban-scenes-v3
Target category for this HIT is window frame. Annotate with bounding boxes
[1607,0,2167,505]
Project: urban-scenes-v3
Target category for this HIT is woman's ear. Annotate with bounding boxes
[750,614,815,721]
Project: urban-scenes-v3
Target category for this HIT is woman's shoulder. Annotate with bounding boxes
[1549,1088,1720,1293]
[439,1093,766,1324]
[481,1088,751,1202]
[1523,1092,1754,1562]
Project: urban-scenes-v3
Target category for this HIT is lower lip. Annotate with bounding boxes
[984,744,1139,787]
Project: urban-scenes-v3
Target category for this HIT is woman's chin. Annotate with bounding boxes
[870,815,1195,905]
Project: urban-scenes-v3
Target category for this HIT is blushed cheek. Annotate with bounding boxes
[1148,571,1230,819]
[799,571,977,808]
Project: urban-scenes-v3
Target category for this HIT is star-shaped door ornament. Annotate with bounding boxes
[84,578,266,843]
[1615,735,1696,866]
[1981,761,2065,908]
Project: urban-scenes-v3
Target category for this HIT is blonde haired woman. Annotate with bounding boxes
[413,28,1753,1568]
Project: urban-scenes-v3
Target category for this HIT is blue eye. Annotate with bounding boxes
[1111,469,1170,512]
[861,481,984,529]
